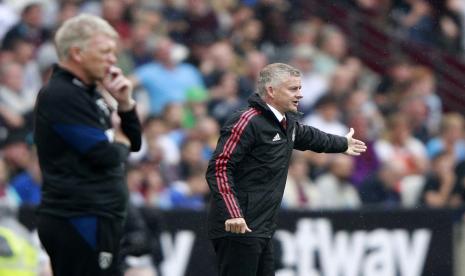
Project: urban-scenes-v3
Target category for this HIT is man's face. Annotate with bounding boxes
[80,33,117,83]
[269,76,302,113]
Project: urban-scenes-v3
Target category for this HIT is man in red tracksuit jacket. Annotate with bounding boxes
[206,63,366,276]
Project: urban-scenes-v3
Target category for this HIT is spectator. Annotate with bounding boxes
[282,152,320,209]
[391,0,435,47]
[426,112,465,162]
[182,86,209,129]
[359,162,404,207]
[0,61,36,129]
[208,71,247,126]
[131,36,204,115]
[290,45,328,115]
[184,0,220,46]
[420,151,462,208]
[303,94,348,136]
[375,54,414,115]
[188,116,220,161]
[345,112,381,187]
[313,25,348,76]
[160,165,210,210]
[315,154,361,209]
[436,0,464,54]
[2,2,48,50]
[374,112,429,176]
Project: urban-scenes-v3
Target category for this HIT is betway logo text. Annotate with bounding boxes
[274,218,432,276]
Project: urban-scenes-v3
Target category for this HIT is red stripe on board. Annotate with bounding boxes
[215,108,260,218]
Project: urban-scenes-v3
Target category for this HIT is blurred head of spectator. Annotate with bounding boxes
[346,89,385,137]
[0,61,23,93]
[179,138,206,180]
[359,161,404,207]
[102,0,131,42]
[399,96,429,142]
[230,4,254,31]
[56,1,79,27]
[208,71,247,126]
[330,154,355,181]
[187,31,216,67]
[303,94,347,136]
[375,112,429,175]
[384,112,413,146]
[408,66,436,97]
[232,18,263,55]
[162,102,185,132]
[313,25,348,75]
[426,112,465,162]
[9,38,35,66]
[201,40,237,79]
[327,65,358,99]
[255,0,290,46]
[2,2,47,50]
[127,22,153,67]
[185,165,209,200]
[35,42,59,84]
[437,0,463,54]
[182,86,209,128]
[291,45,316,74]
[185,0,220,45]
[152,36,178,69]
[290,45,329,114]
[236,50,268,100]
[139,116,180,175]
[142,167,166,207]
[290,20,320,47]
[189,116,219,161]
[1,129,32,178]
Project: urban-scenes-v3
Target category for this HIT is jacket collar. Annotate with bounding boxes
[248,93,303,123]
[51,64,97,93]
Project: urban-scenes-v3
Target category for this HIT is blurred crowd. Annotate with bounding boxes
[0,0,465,215]
[0,0,465,274]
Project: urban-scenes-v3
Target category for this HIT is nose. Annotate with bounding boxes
[296,88,303,99]
[107,53,117,65]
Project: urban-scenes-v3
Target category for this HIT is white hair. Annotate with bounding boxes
[54,14,118,60]
[256,63,301,97]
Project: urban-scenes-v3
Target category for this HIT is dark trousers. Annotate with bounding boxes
[212,236,275,276]
[37,214,123,276]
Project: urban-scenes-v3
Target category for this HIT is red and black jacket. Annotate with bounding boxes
[206,93,348,238]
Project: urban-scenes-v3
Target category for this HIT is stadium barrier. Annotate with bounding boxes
[13,206,462,276]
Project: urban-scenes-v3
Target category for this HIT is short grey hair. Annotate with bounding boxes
[54,14,118,60]
[257,63,301,97]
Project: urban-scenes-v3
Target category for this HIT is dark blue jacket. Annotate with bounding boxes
[34,65,141,220]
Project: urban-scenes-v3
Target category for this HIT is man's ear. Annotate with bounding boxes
[265,85,274,99]
[68,46,83,63]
